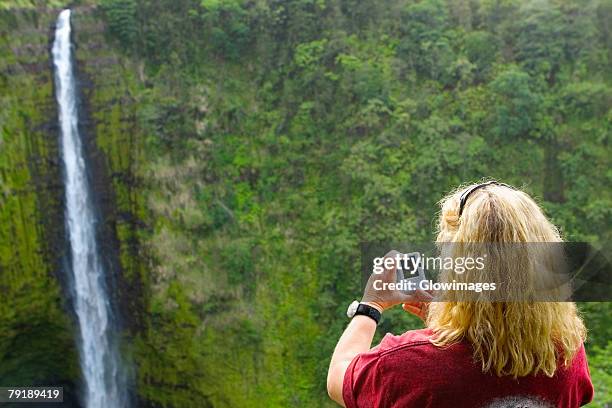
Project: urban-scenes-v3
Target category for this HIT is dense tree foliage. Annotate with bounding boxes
[96,0,612,406]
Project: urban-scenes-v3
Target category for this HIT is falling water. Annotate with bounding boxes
[52,9,126,408]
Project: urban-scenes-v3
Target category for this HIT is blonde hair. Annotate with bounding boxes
[427,181,586,378]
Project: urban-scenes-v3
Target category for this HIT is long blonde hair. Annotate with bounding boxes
[427,181,586,378]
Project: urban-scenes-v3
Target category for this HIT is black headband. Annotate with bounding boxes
[458,181,514,217]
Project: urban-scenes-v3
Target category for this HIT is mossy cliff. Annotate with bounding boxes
[71,4,148,345]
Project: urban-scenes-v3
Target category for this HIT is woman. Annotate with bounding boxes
[327,181,593,407]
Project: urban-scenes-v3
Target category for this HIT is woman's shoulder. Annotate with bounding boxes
[374,328,473,370]
[376,328,433,352]
[557,343,591,382]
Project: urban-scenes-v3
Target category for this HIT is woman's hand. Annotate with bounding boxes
[361,250,432,313]
[401,289,433,320]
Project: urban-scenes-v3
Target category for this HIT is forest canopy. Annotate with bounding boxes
[100,0,611,405]
[0,0,610,406]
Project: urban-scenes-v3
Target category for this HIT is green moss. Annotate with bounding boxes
[71,6,148,293]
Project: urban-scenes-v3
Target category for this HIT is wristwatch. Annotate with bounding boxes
[346,301,381,325]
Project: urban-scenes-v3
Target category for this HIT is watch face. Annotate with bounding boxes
[346,301,359,318]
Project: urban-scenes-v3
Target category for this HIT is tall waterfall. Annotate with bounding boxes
[52,9,126,408]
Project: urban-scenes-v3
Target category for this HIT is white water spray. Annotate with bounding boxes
[52,9,127,408]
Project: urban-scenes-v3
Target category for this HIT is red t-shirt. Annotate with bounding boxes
[343,329,593,408]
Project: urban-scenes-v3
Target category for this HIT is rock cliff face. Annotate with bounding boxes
[71,5,147,339]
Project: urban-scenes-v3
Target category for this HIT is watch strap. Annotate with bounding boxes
[355,303,381,325]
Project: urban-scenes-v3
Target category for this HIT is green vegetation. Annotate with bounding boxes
[0,0,611,406]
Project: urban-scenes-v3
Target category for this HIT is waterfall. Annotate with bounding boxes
[52,9,127,408]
